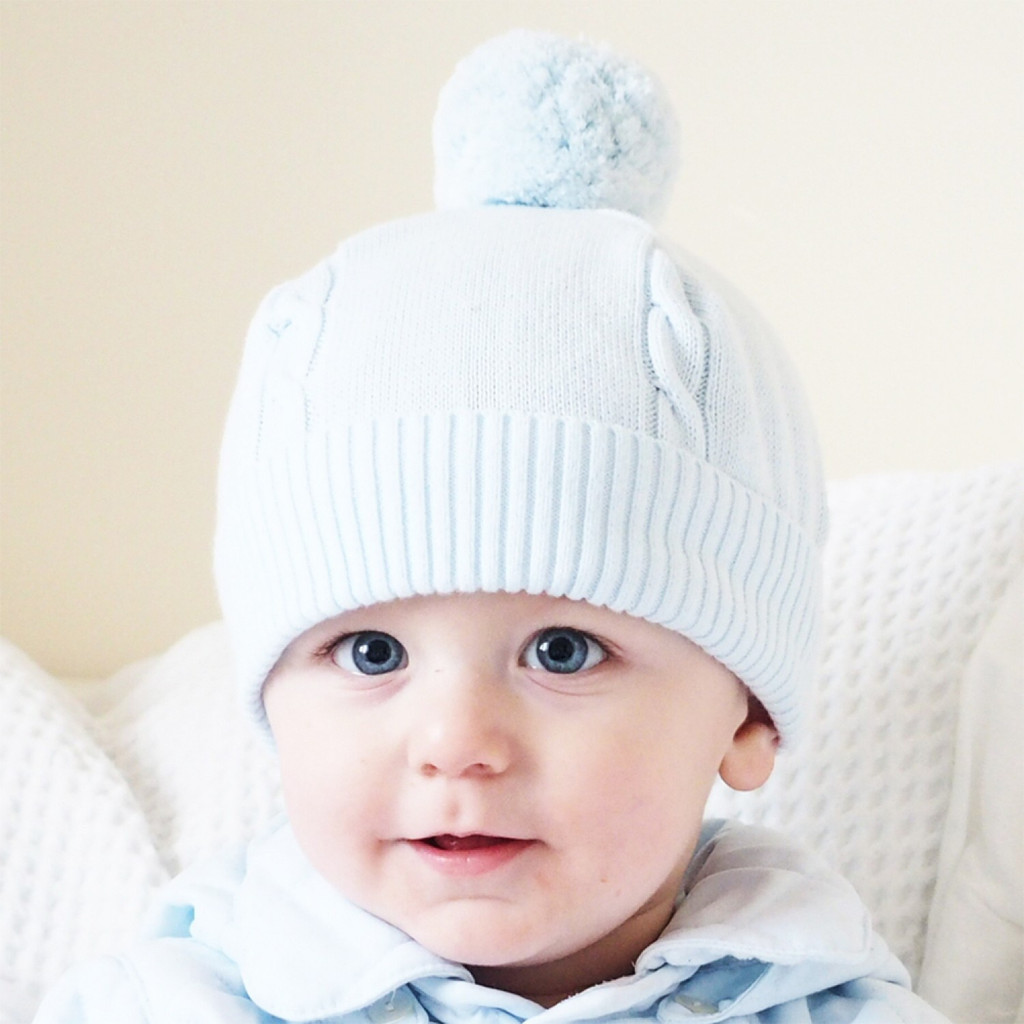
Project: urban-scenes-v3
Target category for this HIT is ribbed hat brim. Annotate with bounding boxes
[216,411,818,742]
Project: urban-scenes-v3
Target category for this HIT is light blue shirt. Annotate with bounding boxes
[34,820,949,1022]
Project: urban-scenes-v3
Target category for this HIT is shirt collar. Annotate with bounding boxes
[639,819,873,973]
[227,825,470,1020]
[211,819,873,1021]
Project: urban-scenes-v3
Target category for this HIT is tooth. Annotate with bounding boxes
[435,834,505,851]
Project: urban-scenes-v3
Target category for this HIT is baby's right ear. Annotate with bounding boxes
[718,696,778,792]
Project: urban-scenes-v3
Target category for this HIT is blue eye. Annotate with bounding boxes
[524,628,606,674]
[332,631,406,675]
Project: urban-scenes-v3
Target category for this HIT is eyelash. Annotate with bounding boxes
[316,627,614,676]
[522,627,609,674]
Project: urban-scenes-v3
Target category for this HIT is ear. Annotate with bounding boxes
[718,697,779,792]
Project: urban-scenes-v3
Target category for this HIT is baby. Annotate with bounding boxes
[35,30,948,1023]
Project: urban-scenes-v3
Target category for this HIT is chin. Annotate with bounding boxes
[406,917,555,970]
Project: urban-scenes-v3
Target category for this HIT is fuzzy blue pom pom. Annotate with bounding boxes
[433,30,679,222]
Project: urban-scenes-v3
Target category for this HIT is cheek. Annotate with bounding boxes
[554,723,711,860]
[273,716,386,876]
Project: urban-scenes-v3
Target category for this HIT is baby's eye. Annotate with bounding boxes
[523,628,607,674]
[332,631,407,675]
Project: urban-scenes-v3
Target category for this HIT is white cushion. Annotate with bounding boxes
[917,572,1023,1023]
[0,639,167,1020]
[78,621,282,876]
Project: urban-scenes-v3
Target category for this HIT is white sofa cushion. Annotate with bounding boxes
[0,640,167,1022]
[917,571,1023,1023]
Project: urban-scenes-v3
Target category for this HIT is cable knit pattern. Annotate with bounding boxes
[215,207,827,747]
[1,465,1021,1022]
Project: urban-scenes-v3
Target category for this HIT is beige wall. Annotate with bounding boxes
[2,1,1021,679]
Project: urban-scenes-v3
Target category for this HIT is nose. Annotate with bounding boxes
[407,670,514,779]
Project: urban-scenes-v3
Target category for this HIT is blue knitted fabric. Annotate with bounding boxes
[215,31,827,745]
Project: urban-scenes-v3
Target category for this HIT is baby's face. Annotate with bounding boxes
[264,592,774,1003]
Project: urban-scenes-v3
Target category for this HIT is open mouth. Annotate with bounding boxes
[410,834,533,875]
[422,834,516,851]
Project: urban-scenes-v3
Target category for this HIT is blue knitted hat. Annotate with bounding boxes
[215,30,827,745]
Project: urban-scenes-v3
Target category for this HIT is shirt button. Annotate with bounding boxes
[367,990,416,1022]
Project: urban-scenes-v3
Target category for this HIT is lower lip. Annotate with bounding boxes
[407,837,535,877]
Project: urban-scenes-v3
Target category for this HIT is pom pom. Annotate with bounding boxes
[433,30,680,223]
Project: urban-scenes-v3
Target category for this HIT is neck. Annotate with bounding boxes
[469,894,676,1008]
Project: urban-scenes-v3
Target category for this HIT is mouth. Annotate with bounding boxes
[407,834,534,875]
[421,834,517,851]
